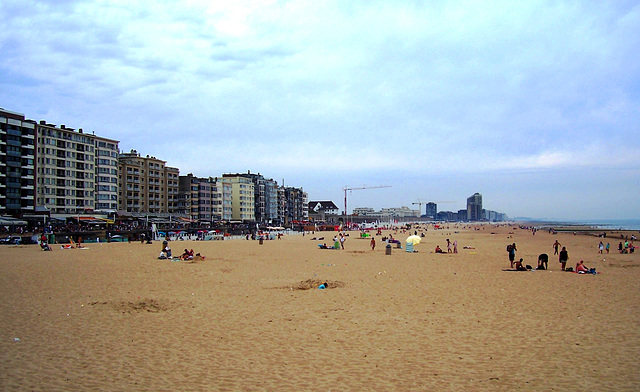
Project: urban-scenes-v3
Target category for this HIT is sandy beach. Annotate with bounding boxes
[1,224,639,391]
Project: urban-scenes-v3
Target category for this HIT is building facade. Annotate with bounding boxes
[466,192,483,221]
[425,202,437,220]
[94,136,119,212]
[36,122,98,214]
[178,174,231,222]
[222,174,255,222]
[118,150,178,214]
[0,109,36,215]
[282,186,308,224]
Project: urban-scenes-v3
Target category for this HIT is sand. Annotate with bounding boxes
[1,225,639,391]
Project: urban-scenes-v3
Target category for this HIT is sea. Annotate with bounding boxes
[541,219,640,231]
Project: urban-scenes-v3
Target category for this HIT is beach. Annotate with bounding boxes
[1,224,639,391]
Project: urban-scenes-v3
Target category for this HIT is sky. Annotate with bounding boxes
[1,0,639,221]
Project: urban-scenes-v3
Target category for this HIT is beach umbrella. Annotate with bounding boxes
[406,235,421,245]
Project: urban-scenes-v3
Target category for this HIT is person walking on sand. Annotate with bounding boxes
[446,238,452,253]
[606,242,610,253]
[553,240,561,255]
[559,246,569,271]
[370,237,376,251]
[340,233,346,250]
[598,241,604,254]
[453,240,458,254]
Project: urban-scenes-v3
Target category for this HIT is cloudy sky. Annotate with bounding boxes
[2,0,639,220]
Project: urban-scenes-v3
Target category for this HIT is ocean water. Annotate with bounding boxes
[552,219,640,231]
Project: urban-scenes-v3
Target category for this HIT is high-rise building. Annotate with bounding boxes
[36,122,100,214]
[282,186,308,224]
[118,150,178,214]
[466,192,483,221]
[0,109,36,215]
[222,174,255,222]
[425,202,437,220]
[222,171,279,223]
[178,174,231,222]
[94,136,120,212]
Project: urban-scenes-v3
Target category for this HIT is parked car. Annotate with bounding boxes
[0,236,22,245]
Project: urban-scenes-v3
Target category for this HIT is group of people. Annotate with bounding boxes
[508,240,597,273]
[597,240,635,254]
[158,240,205,261]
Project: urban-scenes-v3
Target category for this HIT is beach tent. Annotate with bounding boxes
[406,235,421,245]
[406,235,421,253]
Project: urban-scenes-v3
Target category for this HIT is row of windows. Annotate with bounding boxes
[38,167,95,178]
[4,134,35,145]
[39,198,96,206]
[97,141,117,150]
[97,194,118,200]
[39,129,94,144]
[38,137,96,150]
[39,188,95,197]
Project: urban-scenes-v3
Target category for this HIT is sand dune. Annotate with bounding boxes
[1,225,638,391]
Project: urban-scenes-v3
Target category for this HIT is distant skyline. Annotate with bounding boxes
[2,1,639,220]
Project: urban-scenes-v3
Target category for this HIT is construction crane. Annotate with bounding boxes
[343,185,391,226]
[411,199,427,211]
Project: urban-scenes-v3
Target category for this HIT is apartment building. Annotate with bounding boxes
[94,136,119,212]
[0,109,36,214]
[222,174,255,222]
[282,186,308,224]
[118,150,178,214]
[466,192,483,221]
[36,122,99,214]
[178,174,232,222]
[224,171,279,223]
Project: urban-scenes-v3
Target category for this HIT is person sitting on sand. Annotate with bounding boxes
[40,241,52,251]
[576,260,590,273]
[163,244,172,258]
[181,249,193,260]
[537,253,549,270]
[435,245,445,253]
[514,258,527,271]
[318,243,329,249]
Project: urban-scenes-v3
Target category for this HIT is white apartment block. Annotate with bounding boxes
[36,123,100,214]
[222,175,255,222]
[94,136,119,212]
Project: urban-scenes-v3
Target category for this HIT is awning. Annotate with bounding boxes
[0,216,28,225]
